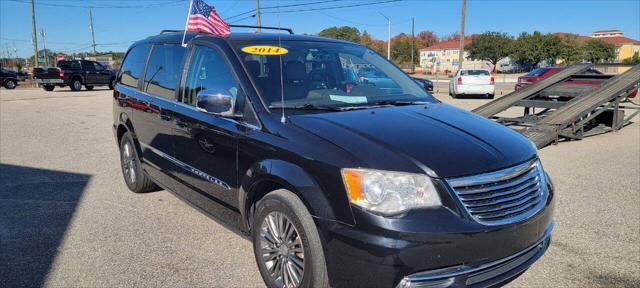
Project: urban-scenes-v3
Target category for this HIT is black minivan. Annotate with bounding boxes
[113,31,554,288]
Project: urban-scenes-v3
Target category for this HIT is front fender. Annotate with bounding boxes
[239,159,346,232]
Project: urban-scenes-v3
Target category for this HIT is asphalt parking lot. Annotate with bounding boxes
[1,88,638,287]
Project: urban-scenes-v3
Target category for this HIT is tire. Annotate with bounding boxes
[85,85,94,90]
[252,189,329,288]
[488,94,495,99]
[43,85,55,91]
[4,79,17,89]
[70,78,82,91]
[109,77,116,90]
[119,132,159,193]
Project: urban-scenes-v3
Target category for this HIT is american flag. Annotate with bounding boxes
[187,0,230,36]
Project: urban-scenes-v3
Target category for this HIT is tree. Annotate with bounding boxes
[360,30,374,48]
[417,31,437,49]
[441,32,460,42]
[511,31,561,67]
[622,51,640,65]
[582,39,616,63]
[557,34,584,65]
[390,33,419,66]
[358,30,386,56]
[370,39,387,56]
[318,26,361,43]
[465,32,513,72]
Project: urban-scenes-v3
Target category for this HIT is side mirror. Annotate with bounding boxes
[196,89,236,117]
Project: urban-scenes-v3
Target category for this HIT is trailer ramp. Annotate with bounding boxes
[472,64,640,148]
[473,64,593,117]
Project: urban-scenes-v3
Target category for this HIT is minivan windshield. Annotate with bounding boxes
[232,40,436,110]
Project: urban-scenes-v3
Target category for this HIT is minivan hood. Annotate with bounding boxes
[289,103,536,178]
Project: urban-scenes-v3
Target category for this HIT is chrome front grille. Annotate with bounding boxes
[447,160,548,226]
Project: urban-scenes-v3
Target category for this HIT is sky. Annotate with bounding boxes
[1,0,639,58]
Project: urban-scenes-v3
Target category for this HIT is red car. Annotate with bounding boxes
[515,67,563,90]
[516,66,637,99]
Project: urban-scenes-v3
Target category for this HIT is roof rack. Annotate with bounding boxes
[229,25,294,34]
[159,25,294,35]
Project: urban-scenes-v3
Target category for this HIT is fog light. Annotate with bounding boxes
[396,277,455,288]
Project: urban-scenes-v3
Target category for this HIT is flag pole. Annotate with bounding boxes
[181,0,194,47]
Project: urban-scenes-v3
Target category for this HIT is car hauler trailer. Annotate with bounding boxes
[473,64,640,149]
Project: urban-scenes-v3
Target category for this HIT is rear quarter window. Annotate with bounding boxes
[119,44,151,88]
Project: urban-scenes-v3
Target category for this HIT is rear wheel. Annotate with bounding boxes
[253,189,329,288]
[85,85,94,90]
[42,85,55,91]
[4,79,17,89]
[119,132,159,193]
[488,93,495,99]
[70,78,82,91]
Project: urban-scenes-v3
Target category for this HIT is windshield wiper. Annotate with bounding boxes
[269,103,344,111]
[366,100,430,106]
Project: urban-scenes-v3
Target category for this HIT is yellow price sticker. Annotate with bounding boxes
[241,45,288,56]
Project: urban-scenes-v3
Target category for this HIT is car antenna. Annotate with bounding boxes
[277,1,286,124]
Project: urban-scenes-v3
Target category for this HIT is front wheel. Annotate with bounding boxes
[488,93,495,99]
[85,85,94,90]
[43,85,55,91]
[109,77,116,90]
[253,189,329,288]
[4,79,17,89]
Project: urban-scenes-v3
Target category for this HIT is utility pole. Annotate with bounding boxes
[255,0,261,32]
[379,12,391,60]
[40,29,48,67]
[411,17,415,73]
[458,0,466,72]
[89,8,97,54]
[30,0,39,67]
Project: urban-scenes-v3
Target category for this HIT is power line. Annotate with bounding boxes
[5,0,187,9]
[262,0,402,14]
[225,0,341,20]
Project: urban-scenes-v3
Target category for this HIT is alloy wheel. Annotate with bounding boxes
[6,80,16,89]
[122,142,136,184]
[73,80,82,91]
[260,211,305,288]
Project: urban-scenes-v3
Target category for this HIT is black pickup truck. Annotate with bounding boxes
[34,60,116,91]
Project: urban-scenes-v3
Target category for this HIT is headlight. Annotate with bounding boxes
[341,168,441,215]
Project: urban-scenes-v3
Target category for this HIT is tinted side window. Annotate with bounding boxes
[119,44,150,88]
[93,62,105,71]
[82,61,95,71]
[144,44,186,100]
[183,46,238,106]
[58,61,81,70]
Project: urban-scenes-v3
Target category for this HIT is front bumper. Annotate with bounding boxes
[397,223,552,287]
[317,179,554,288]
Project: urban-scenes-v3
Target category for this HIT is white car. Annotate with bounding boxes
[449,69,495,99]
